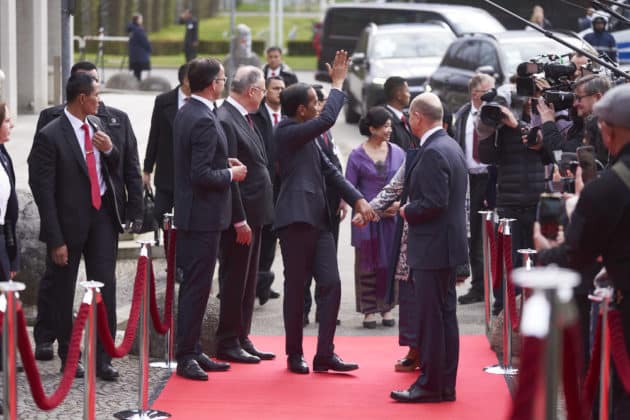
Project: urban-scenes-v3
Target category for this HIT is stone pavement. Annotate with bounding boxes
[3,69,489,419]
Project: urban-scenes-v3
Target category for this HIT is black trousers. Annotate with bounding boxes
[278,223,341,357]
[175,229,221,362]
[153,187,174,229]
[34,202,118,367]
[468,173,489,294]
[412,267,459,393]
[398,278,420,347]
[256,223,277,298]
[216,225,262,349]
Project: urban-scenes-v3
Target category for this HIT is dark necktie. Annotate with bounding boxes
[271,70,277,77]
[273,112,279,125]
[212,102,218,116]
[246,114,254,130]
[323,131,330,147]
[471,111,480,163]
[401,114,411,132]
[81,123,102,210]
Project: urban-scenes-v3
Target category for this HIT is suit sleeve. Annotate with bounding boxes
[28,132,65,248]
[370,163,405,214]
[121,114,143,221]
[220,120,246,224]
[405,148,450,225]
[319,145,362,207]
[276,89,345,154]
[190,118,232,190]
[144,96,161,173]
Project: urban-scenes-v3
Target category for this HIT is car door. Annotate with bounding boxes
[347,29,370,107]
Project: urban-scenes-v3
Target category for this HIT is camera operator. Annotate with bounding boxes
[534,84,630,417]
[476,96,554,315]
[575,75,612,166]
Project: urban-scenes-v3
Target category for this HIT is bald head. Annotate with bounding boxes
[410,93,443,123]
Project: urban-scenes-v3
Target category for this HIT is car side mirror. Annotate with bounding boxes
[475,65,499,80]
[351,52,366,65]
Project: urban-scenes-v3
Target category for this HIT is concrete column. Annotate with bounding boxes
[17,0,49,113]
[0,0,18,113]
[48,0,63,105]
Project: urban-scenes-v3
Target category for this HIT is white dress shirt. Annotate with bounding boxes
[264,103,281,127]
[177,88,189,110]
[0,157,11,222]
[464,104,488,174]
[419,125,443,147]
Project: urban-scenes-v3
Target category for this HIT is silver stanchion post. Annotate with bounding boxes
[151,213,177,370]
[512,266,580,420]
[590,282,614,420]
[484,218,518,375]
[115,242,171,420]
[0,280,25,420]
[81,280,104,420]
[479,210,494,338]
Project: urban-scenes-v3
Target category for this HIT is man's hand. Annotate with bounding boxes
[229,158,248,182]
[536,100,556,124]
[10,271,17,280]
[51,245,69,267]
[354,198,377,223]
[92,130,113,153]
[337,200,349,221]
[235,223,252,245]
[532,221,565,252]
[126,218,144,234]
[326,50,350,90]
[352,213,366,227]
[500,106,519,128]
[383,201,400,218]
[142,172,152,192]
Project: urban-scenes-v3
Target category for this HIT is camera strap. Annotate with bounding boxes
[611,161,630,191]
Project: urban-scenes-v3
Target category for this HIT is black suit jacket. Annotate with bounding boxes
[0,145,19,273]
[405,129,468,270]
[453,102,471,152]
[316,130,343,212]
[35,102,143,223]
[144,87,179,192]
[173,98,232,231]
[218,100,274,227]
[385,107,417,150]
[273,89,362,230]
[262,64,298,87]
[28,114,123,249]
[251,101,278,177]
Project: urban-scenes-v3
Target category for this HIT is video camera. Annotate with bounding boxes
[516,55,576,112]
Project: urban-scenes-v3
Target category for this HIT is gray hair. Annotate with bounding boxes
[410,93,443,123]
[575,74,611,96]
[468,73,495,94]
[231,66,264,94]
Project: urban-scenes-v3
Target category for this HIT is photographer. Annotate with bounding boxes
[476,97,554,315]
[534,84,630,416]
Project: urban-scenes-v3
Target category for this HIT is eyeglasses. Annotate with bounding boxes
[252,86,267,94]
[574,93,595,102]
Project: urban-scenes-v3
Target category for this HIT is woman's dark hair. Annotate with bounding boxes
[280,83,311,117]
[358,106,391,136]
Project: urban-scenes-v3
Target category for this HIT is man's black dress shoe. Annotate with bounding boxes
[60,359,85,378]
[442,387,456,402]
[458,290,484,305]
[216,347,260,364]
[241,341,275,360]
[196,353,230,372]
[35,342,54,361]
[390,384,443,403]
[313,353,358,372]
[269,289,280,299]
[176,359,208,381]
[97,363,120,381]
[287,354,309,374]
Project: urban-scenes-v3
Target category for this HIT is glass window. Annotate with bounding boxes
[446,40,481,70]
[478,41,500,72]
[369,30,454,59]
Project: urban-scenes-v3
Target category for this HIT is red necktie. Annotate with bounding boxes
[273,112,279,125]
[246,114,254,130]
[81,123,102,210]
[271,71,276,77]
[323,131,329,147]
[401,114,410,132]
[472,124,480,163]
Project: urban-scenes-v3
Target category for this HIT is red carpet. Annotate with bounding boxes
[153,335,511,419]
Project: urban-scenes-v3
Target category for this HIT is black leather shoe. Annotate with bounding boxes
[177,359,208,381]
[257,289,270,306]
[390,384,442,403]
[269,289,280,299]
[60,359,84,378]
[197,353,230,372]
[35,342,54,361]
[287,354,309,374]
[442,387,456,402]
[216,347,260,364]
[241,341,275,360]
[97,363,120,381]
[313,353,358,372]
[458,290,484,304]
[303,315,310,327]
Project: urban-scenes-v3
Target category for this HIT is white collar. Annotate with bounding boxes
[470,103,480,115]
[64,107,88,129]
[420,126,442,147]
[190,94,215,111]
[386,105,404,120]
[226,96,249,117]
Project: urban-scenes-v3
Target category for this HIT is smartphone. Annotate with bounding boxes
[576,145,597,184]
[536,193,565,240]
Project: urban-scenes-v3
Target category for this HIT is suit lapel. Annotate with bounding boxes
[165,89,179,126]
[226,102,267,160]
[405,129,445,183]
[61,114,89,177]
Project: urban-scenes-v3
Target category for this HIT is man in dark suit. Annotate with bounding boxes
[29,73,141,381]
[274,50,376,374]
[454,73,496,305]
[384,77,418,150]
[391,93,468,403]
[173,57,247,381]
[179,9,198,62]
[215,66,275,363]
[143,64,190,228]
[252,76,285,305]
[263,46,298,87]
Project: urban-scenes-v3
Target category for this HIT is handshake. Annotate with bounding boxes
[351,199,379,227]
[352,201,402,227]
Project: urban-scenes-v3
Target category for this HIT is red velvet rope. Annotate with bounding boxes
[150,228,177,334]
[163,228,169,255]
[492,227,503,290]
[509,336,544,420]
[608,310,630,395]
[562,322,588,420]
[502,234,520,331]
[583,312,602,414]
[96,256,147,358]
[18,303,90,410]
[0,309,3,334]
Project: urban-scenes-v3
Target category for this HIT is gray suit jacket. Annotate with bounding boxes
[405,129,468,270]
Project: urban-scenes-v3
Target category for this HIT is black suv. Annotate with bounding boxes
[315,2,505,82]
[427,31,597,112]
[344,23,455,123]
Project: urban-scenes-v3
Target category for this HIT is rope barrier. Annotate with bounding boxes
[96,256,148,358]
[562,322,587,420]
[18,303,90,410]
[584,312,603,414]
[492,226,503,290]
[509,336,544,420]
[608,310,630,395]
[502,235,520,331]
[150,228,177,334]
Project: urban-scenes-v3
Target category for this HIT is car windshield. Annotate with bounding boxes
[370,30,454,59]
[499,36,580,73]
[445,9,505,34]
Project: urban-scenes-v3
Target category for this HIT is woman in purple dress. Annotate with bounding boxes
[346,106,405,328]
